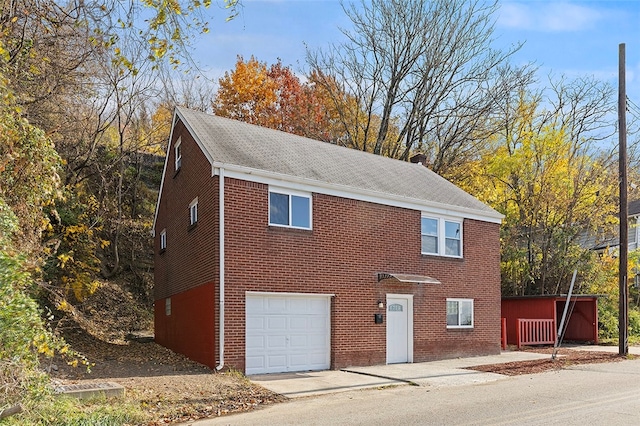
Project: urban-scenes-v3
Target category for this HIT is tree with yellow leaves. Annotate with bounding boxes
[466,91,618,296]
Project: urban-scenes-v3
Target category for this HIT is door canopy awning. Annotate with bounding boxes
[377,273,441,285]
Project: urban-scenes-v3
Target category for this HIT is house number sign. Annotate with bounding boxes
[388,303,403,312]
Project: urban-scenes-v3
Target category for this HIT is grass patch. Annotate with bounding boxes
[4,394,146,426]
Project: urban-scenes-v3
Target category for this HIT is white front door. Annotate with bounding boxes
[386,294,413,364]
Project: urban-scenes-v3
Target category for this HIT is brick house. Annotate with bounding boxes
[153,107,503,375]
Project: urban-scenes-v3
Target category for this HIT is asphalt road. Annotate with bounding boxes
[194,359,640,425]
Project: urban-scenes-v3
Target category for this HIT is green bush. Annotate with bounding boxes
[0,199,60,410]
[596,295,640,344]
[0,198,141,425]
[597,298,618,341]
[629,308,640,336]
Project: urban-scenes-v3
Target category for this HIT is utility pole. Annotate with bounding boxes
[619,43,629,356]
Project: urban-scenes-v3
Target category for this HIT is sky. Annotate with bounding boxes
[192,0,640,107]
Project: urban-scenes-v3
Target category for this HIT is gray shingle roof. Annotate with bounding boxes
[175,107,501,221]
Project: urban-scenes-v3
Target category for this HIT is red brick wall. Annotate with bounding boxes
[155,122,501,372]
[222,180,501,371]
[154,121,221,366]
[154,120,220,300]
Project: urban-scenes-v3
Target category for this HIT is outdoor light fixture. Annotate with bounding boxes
[377,300,384,309]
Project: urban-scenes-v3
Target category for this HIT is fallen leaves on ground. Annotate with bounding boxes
[47,328,285,425]
[470,347,630,376]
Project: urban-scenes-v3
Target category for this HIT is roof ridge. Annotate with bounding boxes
[174,106,502,222]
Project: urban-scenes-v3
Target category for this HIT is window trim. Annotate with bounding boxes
[268,187,312,230]
[174,137,182,172]
[160,228,167,251]
[189,197,198,226]
[421,215,463,258]
[446,298,474,329]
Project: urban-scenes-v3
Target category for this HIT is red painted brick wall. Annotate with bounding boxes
[154,282,216,368]
[155,121,501,372]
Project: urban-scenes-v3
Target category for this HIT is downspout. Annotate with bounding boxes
[216,167,225,370]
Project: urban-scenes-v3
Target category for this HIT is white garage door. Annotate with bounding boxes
[245,293,331,375]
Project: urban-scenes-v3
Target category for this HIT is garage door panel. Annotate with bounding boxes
[266,335,287,350]
[246,335,265,350]
[267,316,287,329]
[245,356,264,370]
[289,316,309,330]
[307,334,327,348]
[246,316,265,331]
[288,298,309,313]
[309,352,329,364]
[289,353,309,368]
[266,355,287,370]
[308,298,328,313]
[309,316,328,330]
[246,293,331,375]
[245,296,263,312]
[266,298,287,313]
[288,334,308,348]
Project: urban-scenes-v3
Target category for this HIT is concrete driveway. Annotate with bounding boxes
[249,350,551,398]
[194,352,640,426]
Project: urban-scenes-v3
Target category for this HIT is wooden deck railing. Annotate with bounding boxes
[516,318,556,349]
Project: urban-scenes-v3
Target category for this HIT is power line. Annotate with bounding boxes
[626,96,640,122]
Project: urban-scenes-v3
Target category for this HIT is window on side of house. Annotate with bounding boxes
[160,229,167,251]
[421,217,438,254]
[174,138,182,172]
[269,188,311,229]
[189,198,198,226]
[444,220,461,256]
[421,216,463,257]
[446,298,473,328]
[165,298,171,316]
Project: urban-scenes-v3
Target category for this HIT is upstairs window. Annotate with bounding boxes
[446,298,473,328]
[269,188,311,229]
[160,229,167,251]
[421,216,462,257]
[189,198,198,226]
[174,138,182,172]
[421,218,438,254]
[445,221,461,256]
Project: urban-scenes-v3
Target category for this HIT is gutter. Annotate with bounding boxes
[210,160,503,224]
[216,167,225,370]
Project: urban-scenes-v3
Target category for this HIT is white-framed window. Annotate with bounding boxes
[165,297,172,316]
[446,298,473,328]
[189,197,198,226]
[160,229,167,250]
[269,187,312,229]
[421,216,462,257]
[174,137,182,172]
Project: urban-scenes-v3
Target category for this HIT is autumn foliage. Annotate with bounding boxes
[213,56,339,141]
